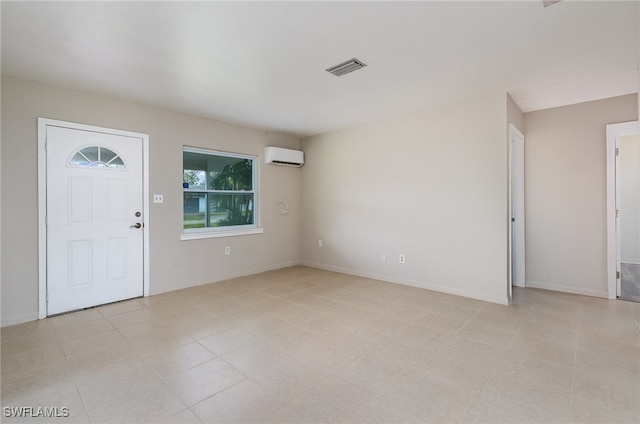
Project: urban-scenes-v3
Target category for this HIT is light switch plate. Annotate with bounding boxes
[153,194,164,204]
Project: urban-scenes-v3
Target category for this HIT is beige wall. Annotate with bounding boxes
[3,72,635,325]
[523,94,638,297]
[1,76,301,326]
[507,94,524,135]
[300,94,512,304]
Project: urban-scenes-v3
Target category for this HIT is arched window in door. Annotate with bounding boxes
[69,146,126,169]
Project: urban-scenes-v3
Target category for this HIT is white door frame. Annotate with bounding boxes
[606,120,639,300]
[508,124,526,300]
[37,118,150,319]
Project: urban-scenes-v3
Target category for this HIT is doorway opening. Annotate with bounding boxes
[38,118,150,318]
[606,121,639,301]
[509,124,526,301]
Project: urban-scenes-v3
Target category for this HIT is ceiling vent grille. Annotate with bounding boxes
[325,58,367,77]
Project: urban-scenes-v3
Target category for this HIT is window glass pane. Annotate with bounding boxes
[100,147,117,163]
[183,193,254,230]
[82,146,99,162]
[107,156,125,168]
[208,158,253,191]
[183,193,206,229]
[183,151,253,191]
[70,152,90,166]
[208,193,254,227]
[183,169,206,190]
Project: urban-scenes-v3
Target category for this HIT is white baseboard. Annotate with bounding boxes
[621,259,640,265]
[300,260,509,305]
[151,260,303,296]
[525,280,608,298]
[3,261,305,327]
[214,260,303,283]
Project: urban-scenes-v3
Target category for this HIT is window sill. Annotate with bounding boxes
[181,227,264,240]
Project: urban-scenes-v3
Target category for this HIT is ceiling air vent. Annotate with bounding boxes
[325,58,367,77]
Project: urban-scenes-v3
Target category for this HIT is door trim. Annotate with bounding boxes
[606,120,639,300]
[37,118,150,319]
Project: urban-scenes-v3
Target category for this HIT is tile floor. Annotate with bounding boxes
[2,266,639,423]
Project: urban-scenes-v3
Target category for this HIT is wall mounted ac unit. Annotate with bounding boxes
[264,147,304,167]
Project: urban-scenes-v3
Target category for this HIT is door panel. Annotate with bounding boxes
[68,240,92,287]
[69,178,92,223]
[108,179,127,221]
[46,125,144,315]
[107,237,128,280]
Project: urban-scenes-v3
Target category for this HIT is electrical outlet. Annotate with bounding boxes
[318,240,323,248]
[380,253,386,262]
[225,246,231,255]
[399,254,406,264]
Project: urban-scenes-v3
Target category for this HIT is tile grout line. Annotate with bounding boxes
[71,379,96,424]
[51,317,96,424]
[566,299,584,420]
[459,304,529,423]
[147,342,213,423]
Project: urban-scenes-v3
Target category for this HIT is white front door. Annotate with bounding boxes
[46,124,144,315]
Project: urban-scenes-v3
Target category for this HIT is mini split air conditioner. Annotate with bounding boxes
[264,147,304,167]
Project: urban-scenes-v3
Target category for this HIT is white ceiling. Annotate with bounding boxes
[2,1,638,137]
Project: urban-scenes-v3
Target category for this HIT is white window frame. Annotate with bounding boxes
[181,146,262,240]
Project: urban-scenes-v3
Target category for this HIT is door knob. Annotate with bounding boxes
[130,223,142,229]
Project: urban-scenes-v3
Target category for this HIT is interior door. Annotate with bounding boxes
[46,125,144,315]
[618,134,640,302]
[510,124,525,289]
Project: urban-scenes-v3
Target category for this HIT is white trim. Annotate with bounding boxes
[181,227,264,240]
[606,121,639,300]
[183,145,254,160]
[37,118,150,318]
[142,131,150,297]
[621,259,640,265]
[37,119,47,319]
[526,280,608,299]
[507,126,513,302]
[182,145,260,237]
[300,260,510,305]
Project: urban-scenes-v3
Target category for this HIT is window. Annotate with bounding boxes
[182,147,261,239]
[69,146,125,168]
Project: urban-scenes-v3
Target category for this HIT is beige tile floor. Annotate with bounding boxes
[2,266,639,423]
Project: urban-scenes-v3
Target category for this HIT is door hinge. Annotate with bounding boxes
[615,147,620,156]
[617,271,621,279]
[46,290,49,303]
[616,209,620,218]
